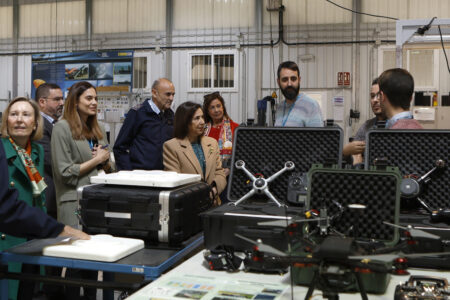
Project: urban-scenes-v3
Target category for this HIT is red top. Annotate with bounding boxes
[206,120,239,141]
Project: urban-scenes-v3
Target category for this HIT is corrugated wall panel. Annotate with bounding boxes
[361,0,408,23]
[93,0,128,34]
[0,6,13,39]
[173,0,254,30]
[20,1,84,38]
[128,0,165,32]
[17,55,32,98]
[0,57,13,100]
[409,0,449,20]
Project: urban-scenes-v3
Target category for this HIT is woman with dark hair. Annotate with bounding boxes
[163,101,226,206]
[203,92,238,175]
[0,97,46,300]
[51,81,112,300]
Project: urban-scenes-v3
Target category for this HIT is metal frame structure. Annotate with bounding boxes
[396,18,450,67]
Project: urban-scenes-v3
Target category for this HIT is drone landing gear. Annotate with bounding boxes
[231,160,295,207]
[304,269,368,300]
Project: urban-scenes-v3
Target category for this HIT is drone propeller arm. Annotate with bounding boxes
[417,159,445,183]
[232,189,256,206]
[263,189,284,207]
[266,161,295,183]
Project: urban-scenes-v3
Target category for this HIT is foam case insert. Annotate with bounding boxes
[228,127,343,203]
[306,164,402,244]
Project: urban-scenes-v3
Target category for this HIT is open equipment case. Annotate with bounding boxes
[203,126,343,253]
[292,164,402,294]
[365,129,450,268]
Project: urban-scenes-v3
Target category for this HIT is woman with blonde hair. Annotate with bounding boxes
[0,97,46,300]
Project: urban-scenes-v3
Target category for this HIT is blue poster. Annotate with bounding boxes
[31,51,133,98]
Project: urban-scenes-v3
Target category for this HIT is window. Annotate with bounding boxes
[189,51,238,91]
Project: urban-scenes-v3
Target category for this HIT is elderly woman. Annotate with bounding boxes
[163,101,226,206]
[203,92,239,174]
[0,97,46,300]
[51,81,112,300]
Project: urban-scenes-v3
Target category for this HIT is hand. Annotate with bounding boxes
[58,225,90,240]
[209,186,218,201]
[224,168,230,177]
[352,154,363,165]
[343,141,365,156]
[92,145,110,164]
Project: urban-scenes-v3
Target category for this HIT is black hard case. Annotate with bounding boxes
[365,129,450,268]
[202,204,304,252]
[228,127,343,204]
[78,182,210,245]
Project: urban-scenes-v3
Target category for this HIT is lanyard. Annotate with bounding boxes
[281,95,299,127]
[88,139,95,150]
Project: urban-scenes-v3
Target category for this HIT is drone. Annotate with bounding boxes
[231,160,295,207]
[391,158,450,222]
[235,222,449,300]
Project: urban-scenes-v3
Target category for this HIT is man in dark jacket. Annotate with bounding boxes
[35,83,64,219]
[114,78,175,170]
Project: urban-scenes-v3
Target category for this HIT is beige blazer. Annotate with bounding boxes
[51,120,111,227]
[163,136,227,194]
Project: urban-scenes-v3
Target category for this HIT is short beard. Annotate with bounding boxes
[281,85,299,101]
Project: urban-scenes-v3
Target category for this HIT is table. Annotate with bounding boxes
[127,250,450,300]
[0,234,203,300]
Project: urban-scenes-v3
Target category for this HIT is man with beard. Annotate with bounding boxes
[343,78,386,164]
[378,68,422,129]
[36,83,64,219]
[274,61,323,127]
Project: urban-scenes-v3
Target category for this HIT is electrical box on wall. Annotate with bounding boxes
[414,91,438,106]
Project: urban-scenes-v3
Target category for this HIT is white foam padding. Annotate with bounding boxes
[90,170,201,187]
[43,234,145,262]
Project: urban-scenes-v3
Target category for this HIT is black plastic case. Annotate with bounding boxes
[202,204,304,252]
[306,164,402,244]
[228,127,343,204]
[78,182,210,245]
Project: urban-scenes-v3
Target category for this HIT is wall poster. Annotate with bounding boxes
[31,51,134,98]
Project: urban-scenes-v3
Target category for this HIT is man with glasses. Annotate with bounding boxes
[343,78,386,164]
[274,61,323,127]
[35,82,66,300]
[36,83,64,220]
[378,68,422,129]
[114,78,175,170]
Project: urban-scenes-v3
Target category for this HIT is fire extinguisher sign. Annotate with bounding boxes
[337,72,351,86]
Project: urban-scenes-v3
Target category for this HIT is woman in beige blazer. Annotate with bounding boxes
[163,101,226,206]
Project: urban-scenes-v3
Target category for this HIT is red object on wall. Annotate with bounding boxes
[337,72,344,86]
[344,72,351,86]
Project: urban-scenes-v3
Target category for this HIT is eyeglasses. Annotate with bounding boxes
[45,97,64,102]
[371,92,382,100]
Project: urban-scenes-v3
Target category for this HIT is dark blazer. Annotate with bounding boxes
[0,142,64,238]
[163,136,227,194]
[113,99,174,171]
[36,116,57,219]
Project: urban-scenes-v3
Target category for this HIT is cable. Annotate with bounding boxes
[325,0,398,21]
[417,17,436,35]
[438,25,450,75]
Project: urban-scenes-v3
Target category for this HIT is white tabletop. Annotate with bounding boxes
[127,250,450,300]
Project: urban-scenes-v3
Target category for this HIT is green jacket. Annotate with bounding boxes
[0,138,46,300]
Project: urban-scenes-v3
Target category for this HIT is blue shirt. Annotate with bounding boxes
[191,142,206,176]
[274,93,324,127]
[386,111,413,128]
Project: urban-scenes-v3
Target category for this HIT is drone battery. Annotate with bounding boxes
[79,182,210,245]
[202,203,304,252]
[228,127,343,204]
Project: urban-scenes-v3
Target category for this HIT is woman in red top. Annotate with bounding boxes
[203,92,239,177]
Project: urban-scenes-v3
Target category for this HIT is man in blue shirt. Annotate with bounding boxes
[274,61,323,127]
[114,78,175,170]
